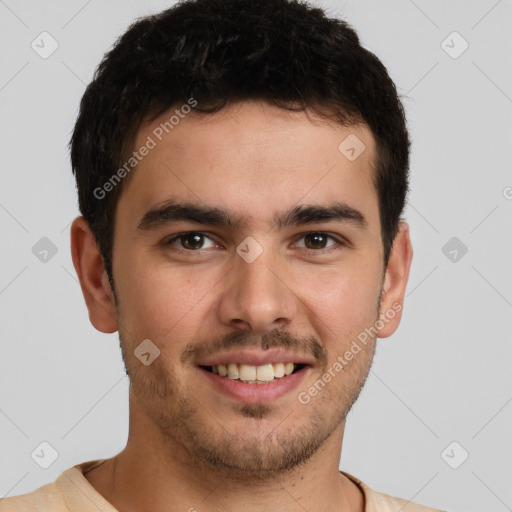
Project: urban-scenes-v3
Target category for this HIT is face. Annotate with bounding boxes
[75,101,411,479]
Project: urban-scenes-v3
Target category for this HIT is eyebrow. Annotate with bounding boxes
[137,199,368,232]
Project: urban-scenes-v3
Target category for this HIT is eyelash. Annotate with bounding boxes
[164,231,346,255]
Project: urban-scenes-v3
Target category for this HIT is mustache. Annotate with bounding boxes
[180,329,328,367]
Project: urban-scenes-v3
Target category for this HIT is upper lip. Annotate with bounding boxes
[196,348,315,367]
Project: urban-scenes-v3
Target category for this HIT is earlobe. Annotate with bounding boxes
[70,216,119,333]
[377,221,413,338]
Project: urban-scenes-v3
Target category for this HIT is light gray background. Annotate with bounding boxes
[1,1,511,510]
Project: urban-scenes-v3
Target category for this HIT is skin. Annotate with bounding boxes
[71,101,413,512]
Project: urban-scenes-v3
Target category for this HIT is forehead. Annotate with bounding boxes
[118,101,379,230]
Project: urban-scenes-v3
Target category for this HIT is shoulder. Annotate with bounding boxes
[376,494,446,512]
[341,471,446,512]
[0,481,66,512]
[0,460,112,512]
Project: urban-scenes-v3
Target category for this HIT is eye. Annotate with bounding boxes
[294,232,343,251]
[165,232,218,251]
[164,231,345,254]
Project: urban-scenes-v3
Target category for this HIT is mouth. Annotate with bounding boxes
[199,362,309,384]
[197,362,311,403]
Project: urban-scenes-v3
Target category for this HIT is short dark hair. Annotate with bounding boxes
[70,0,410,282]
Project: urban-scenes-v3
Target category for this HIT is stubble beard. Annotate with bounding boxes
[114,284,382,482]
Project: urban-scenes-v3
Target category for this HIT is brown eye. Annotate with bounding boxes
[296,232,339,251]
[180,233,204,250]
[304,233,328,249]
[166,232,216,251]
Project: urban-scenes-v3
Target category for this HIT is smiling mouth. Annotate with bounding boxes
[199,363,309,384]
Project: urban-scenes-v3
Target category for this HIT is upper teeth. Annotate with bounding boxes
[211,362,296,383]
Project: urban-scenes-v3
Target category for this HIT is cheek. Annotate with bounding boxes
[115,256,218,342]
[298,263,381,343]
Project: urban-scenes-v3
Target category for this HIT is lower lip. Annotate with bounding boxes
[198,366,311,404]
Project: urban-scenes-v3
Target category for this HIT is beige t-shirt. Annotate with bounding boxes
[0,460,444,511]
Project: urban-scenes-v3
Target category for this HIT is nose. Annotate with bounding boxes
[217,244,298,334]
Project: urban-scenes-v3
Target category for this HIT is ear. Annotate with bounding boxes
[377,221,413,338]
[70,216,119,333]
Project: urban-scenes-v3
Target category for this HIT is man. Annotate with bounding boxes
[0,0,445,510]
